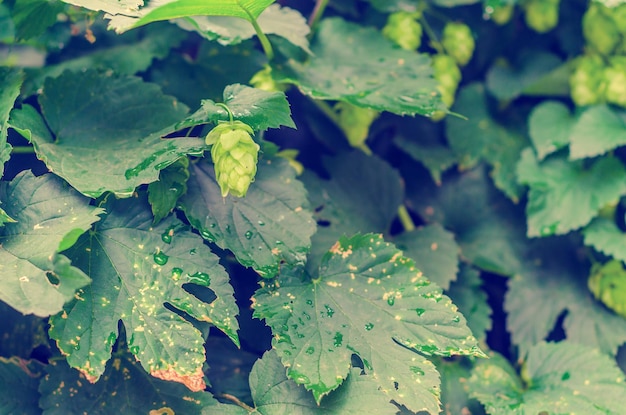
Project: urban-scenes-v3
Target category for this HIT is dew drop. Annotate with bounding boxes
[106,332,117,346]
[225,225,231,234]
[410,366,425,376]
[171,267,183,281]
[200,229,215,242]
[306,299,313,306]
[130,346,140,355]
[244,230,254,240]
[257,220,265,226]
[283,350,292,356]
[305,346,315,355]
[324,305,335,317]
[415,308,426,317]
[153,251,169,266]
[452,315,460,323]
[209,223,216,228]
[189,248,197,255]
[387,296,395,306]
[73,343,80,351]
[275,240,284,245]
[333,332,343,347]
[188,272,211,286]
[364,322,374,331]
[161,233,172,244]
[302,311,311,320]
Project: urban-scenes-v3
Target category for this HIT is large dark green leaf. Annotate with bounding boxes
[48,198,238,391]
[0,171,102,316]
[0,67,22,179]
[505,237,626,356]
[302,152,404,274]
[178,83,295,132]
[180,157,315,278]
[393,223,460,290]
[0,357,43,415]
[469,342,626,415]
[39,353,221,415]
[447,265,492,342]
[9,70,206,198]
[253,234,485,411]
[446,83,527,201]
[516,148,626,237]
[272,17,443,116]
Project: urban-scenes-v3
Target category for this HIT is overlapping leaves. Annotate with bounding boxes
[0,171,102,316]
[469,342,626,415]
[253,233,485,413]
[10,70,206,198]
[272,17,444,116]
[48,197,238,391]
[180,157,315,278]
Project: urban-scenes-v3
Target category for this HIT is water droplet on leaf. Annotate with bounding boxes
[130,346,140,355]
[153,251,169,266]
[364,322,374,331]
[415,308,426,317]
[387,296,395,306]
[244,231,254,239]
[188,272,210,286]
[325,305,335,317]
[171,267,183,281]
[410,366,425,376]
[305,346,315,355]
[257,220,265,226]
[333,332,343,347]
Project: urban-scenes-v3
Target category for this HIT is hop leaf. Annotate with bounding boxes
[382,11,423,51]
[206,121,260,198]
[588,260,626,319]
[442,22,475,66]
[524,0,560,33]
[583,3,621,56]
[604,56,626,108]
[569,54,607,107]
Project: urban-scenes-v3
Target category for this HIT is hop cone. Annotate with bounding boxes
[442,22,475,66]
[588,260,626,319]
[583,3,620,56]
[382,11,423,51]
[206,121,259,198]
[604,56,626,108]
[569,54,606,107]
[524,0,560,33]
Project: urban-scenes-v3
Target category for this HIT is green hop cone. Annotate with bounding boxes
[569,54,606,107]
[335,102,379,154]
[524,0,560,33]
[490,4,514,25]
[604,56,626,108]
[442,22,475,66]
[382,11,423,51]
[250,65,287,92]
[588,260,626,320]
[583,3,620,56]
[432,54,462,92]
[206,121,259,198]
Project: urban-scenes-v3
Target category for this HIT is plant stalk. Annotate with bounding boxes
[308,0,329,29]
[398,204,416,232]
[242,7,274,61]
[11,146,35,154]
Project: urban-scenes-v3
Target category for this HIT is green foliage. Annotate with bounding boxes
[2,0,626,413]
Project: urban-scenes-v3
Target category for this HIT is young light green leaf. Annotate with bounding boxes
[178,83,295,132]
[0,206,15,227]
[246,350,398,414]
[393,223,460,290]
[48,198,238,391]
[446,83,527,201]
[516,148,626,237]
[527,101,573,160]
[39,352,220,415]
[179,157,315,278]
[9,70,207,198]
[178,4,311,53]
[569,105,626,160]
[0,171,102,317]
[148,157,190,224]
[446,265,492,342]
[302,152,404,275]
[0,67,22,179]
[583,217,626,262]
[271,17,444,116]
[0,357,43,415]
[129,0,274,31]
[469,342,626,415]
[505,237,626,356]
[253,234,485,411]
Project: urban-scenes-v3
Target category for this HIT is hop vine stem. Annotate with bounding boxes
[308,0,329,29]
